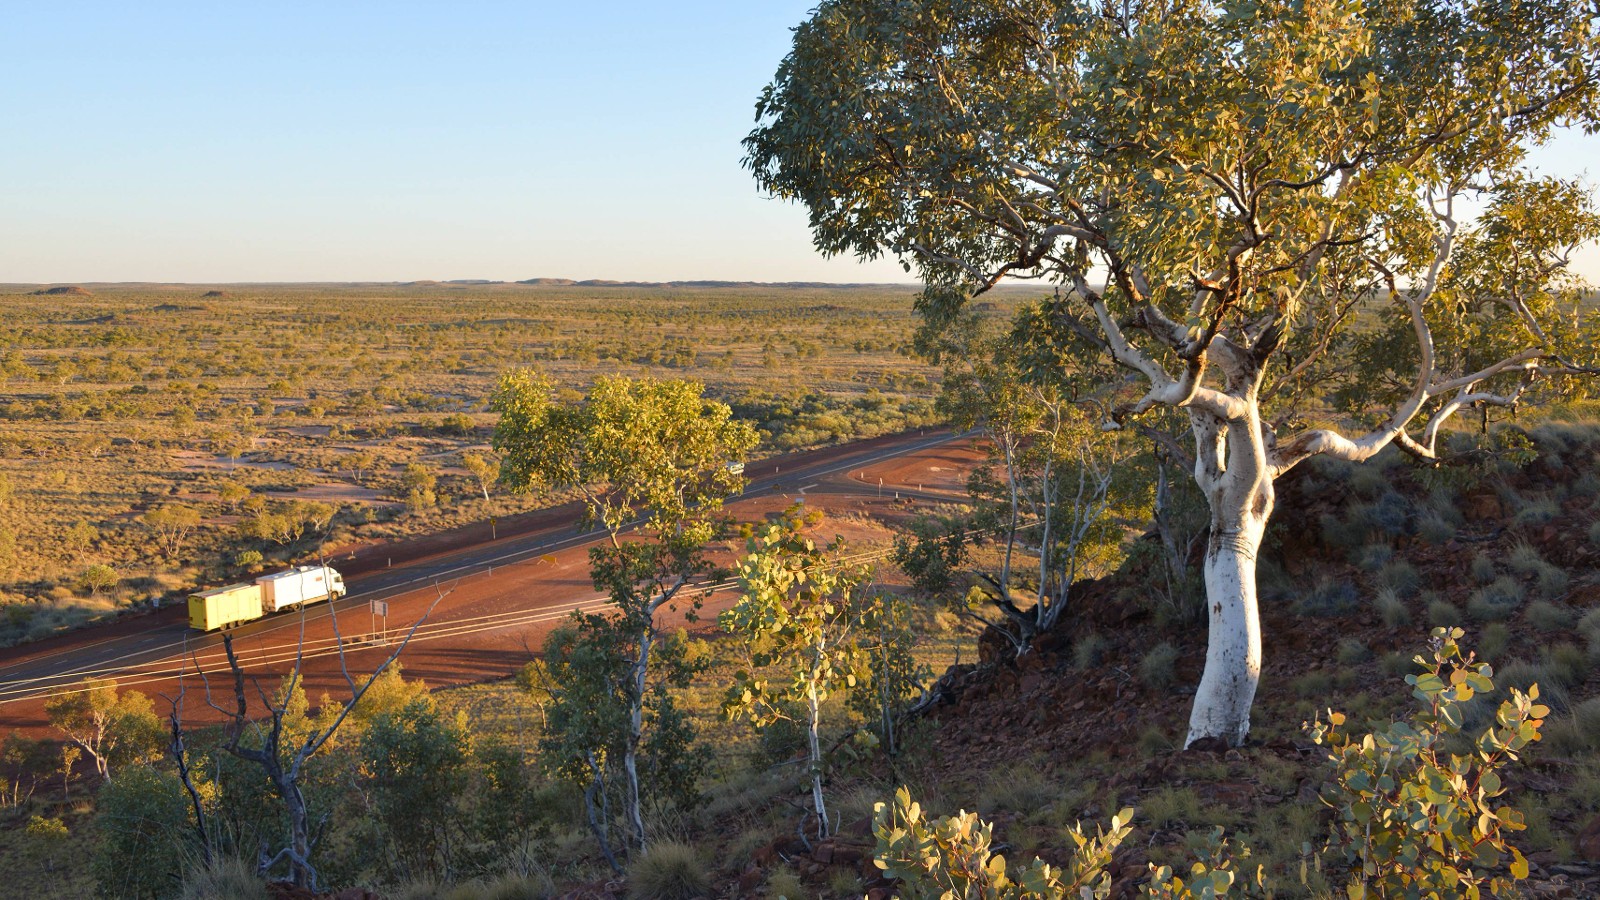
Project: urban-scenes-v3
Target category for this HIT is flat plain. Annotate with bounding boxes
[0,282,1003,644]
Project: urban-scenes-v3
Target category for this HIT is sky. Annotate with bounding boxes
[1,2,1595,284]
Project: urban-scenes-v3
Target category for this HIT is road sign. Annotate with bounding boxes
[370,600,388,616]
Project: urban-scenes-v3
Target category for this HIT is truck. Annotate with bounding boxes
[188,565,349,631]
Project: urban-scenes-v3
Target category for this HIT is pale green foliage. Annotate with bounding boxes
[492,371,757,535]
[491,372,755,859]
[44,676,163,778]
[872,786,1133,900]
[1144,828,1268,899]
[626,840,710,900]
[93,764,191,899]
[1307,627,1545,898]
[748,0,1600,745]
[721,505,877,834]
[77,563,118,597]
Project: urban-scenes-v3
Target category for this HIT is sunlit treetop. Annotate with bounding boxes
[747,0,1600,455]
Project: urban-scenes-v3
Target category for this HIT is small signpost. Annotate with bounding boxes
[370,599,389,645]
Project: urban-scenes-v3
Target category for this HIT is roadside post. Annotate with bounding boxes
[370,599,389,645]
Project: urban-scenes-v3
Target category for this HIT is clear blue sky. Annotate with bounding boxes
[1,2,1594,284]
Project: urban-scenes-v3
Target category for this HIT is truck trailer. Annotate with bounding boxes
[188,565,348,631]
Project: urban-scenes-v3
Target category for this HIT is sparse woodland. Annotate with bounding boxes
[7,0,1600,898]
[0,284,944,645]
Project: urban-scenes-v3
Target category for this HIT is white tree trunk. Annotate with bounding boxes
[1185,507,1268,747]
[1184,406,1273,748]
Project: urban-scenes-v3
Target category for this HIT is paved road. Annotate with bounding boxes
[0,428,971,711]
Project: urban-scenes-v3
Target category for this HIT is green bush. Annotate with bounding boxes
[1372,587,1409,628]
[872,787,1132,899]
[1416,512,1456,545]
[1376,560,1420,597]
[1542,642,1589,688]
[627,841,710,900]
[1466,576,1525,621]
[1294,577,1360,618]
[93,764,192,899]
[1426,599,1462,627]
[1526,600,1575,632]
[1469,553,1497,585]
[179,857,269,900]
[1336,638,1370,665]
[1579,606,1600,657]
[1073,633,1108,670]
[1535,563,1571,600]
[1307,628,1544,898]
[1479,622,1512,661]
[1139,642,1180,690]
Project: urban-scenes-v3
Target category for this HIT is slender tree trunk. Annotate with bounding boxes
[584,753,621,873]
[284,780,314,888]
[1184,406,1274,748]
[806,680,828,838]
[622,621,652,854]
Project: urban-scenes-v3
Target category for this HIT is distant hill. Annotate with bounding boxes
[514,278,893,289]
[33,285,92,296]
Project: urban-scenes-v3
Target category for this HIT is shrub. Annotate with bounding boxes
[1376,559,1420,597]
[1139,642,1180,690]
[1469,553,1497,585]
[93,764,192,899]
[1513,497,1561,526]
[1535,563,1571,600]
[1467,577,1526,622]
[1307,627,1544,898]
[1526,600,1575,632]
[1293,671,1335,699]
[179,857,269,900]
[1357,543,1394,572]
[1072,633,1108,670]
[1479,622,1512,661]
[1417,512,1456,545]
[764,866,807,900]
[1497,659,1570,714]
[1580,607,1600,657]
[872,787,1132,899]
[1542,642,1589,689]
[1507,541,1545,576]
[1427,599,1462,627]
[1336,638,1370,665]
[1294,577,1360,618]
[1372,587,1409,628]
[627,841,710,900]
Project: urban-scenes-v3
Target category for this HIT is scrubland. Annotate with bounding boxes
[0,283,959,644]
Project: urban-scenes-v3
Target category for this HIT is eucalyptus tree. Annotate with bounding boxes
[931,305,1141,653]
[747,0,1600,746]
[721,507,876,837]
[491,372,757,853]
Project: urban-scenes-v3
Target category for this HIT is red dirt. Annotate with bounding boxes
[0,430,969,736]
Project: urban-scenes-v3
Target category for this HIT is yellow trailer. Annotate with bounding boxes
[188,582,265,631]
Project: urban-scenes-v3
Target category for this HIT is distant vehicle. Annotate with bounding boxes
[188,565,348,631]
[726,461,746,476]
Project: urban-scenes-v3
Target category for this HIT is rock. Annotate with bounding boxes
[813,843,834,864]
[739,866,763,892]
[1186,736,1230,754]
[1297,779,1321,804]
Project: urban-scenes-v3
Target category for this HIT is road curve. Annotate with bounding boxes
[0,429,976,724]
